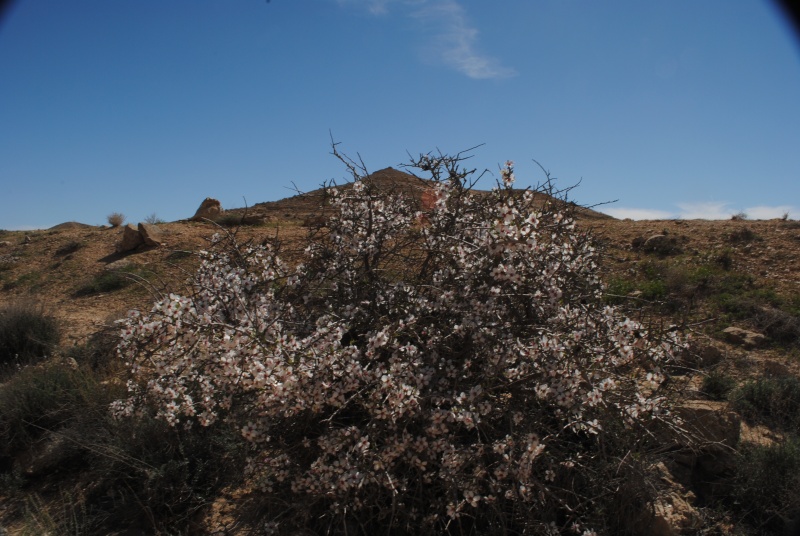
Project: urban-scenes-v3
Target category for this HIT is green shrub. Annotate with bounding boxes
[0,301,60,371]
[0,363,103,458]
[54,240,85,257]
[729,438,800,533]
[701,370,736,401]
[212,213,245,227]
[63,325,122,373]
[604,277,636,304]
[731,376,800,433]
[74,265,149,297]
[727,227,759,244]
[0,359,245,534]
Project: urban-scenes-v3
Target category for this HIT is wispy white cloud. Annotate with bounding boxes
[676,202,734,220]
[603,207,675,220]
[336,0,392,15]
[743,205,794,220]
[337,0,516,79]
[4,225,46,231]
[411,0,516,79]
[603,202,797,221]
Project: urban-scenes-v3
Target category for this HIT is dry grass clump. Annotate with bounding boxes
[0,300,60,373]
[106,213,125,227]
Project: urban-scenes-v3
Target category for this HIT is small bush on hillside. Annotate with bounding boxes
[113,150,686,534]
[0,362,100,459]
[144,213,165,224]
[106,213,125,227]
[0,360,245,534]
[212,212,268,228]
[731,376,800,433]
[212,213,245,227]
[731,212,748,221]
[728,438,800,533]
[74,265,149,297]
[55,240,85,257]
[701,370,736,401]
[727,227,759,244]
[64,324,123,373]
[0,301,60,371]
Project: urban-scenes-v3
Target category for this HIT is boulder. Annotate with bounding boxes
[117,224,144,252]
[665,401,740,501]
[0,240,12,248]
[191,197,223,221]
[138,222,164,247]
[722,326,766,349]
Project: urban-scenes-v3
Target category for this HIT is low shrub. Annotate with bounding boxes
[63,324,122,373]
[731,376,800,433]
[54,240,85,257]
[74,265,149,297]
[106,213,125,227]
[727,227,759,244]
[603,277,636,304]
[0,361,245,534]
[728,438,800,533]
[701,370,736,401]
[144,213,165,224]
[0,301,60,371]
[0,362,102,459]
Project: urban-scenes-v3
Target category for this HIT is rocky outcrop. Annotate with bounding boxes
[117,224,144,252]
[139,222,164,247]
[191,198,223,221]
[650,462,703,536]
[117,223,164,252]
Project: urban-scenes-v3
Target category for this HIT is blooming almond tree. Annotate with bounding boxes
[113,149,685,534]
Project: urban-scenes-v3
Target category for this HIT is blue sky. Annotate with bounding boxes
[1,0,798,229]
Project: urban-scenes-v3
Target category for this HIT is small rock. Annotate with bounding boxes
[722,326,766,349]
[105,259,133,271]
[191,197,223,221]
[0,240,12,247]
